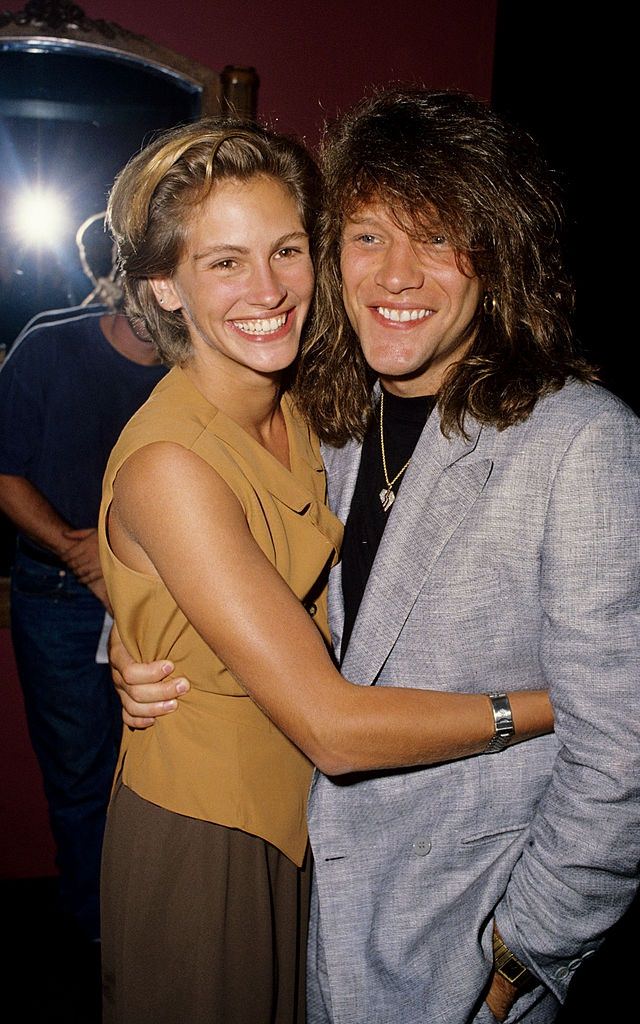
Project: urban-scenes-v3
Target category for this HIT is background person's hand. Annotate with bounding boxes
[61,527,104,584]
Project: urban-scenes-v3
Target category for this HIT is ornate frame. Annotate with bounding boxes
[0,1,259,119]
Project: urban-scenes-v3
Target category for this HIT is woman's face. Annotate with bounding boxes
[153,175,314,379]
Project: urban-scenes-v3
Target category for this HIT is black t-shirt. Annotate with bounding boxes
[0,307,167,528]
[340,386,435,659]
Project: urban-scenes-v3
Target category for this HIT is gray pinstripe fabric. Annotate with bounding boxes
[308,379,640,1024]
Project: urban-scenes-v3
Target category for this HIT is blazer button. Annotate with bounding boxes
[411,838,432,856]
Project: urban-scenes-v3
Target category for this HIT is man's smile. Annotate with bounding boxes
[374,306,434,323]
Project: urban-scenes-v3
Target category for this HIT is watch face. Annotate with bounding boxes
[499,957,533,989]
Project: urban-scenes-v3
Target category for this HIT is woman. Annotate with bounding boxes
[99,118,552,1023]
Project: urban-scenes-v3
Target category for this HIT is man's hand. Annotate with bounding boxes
[485,922,535,1022]
[485,971,519,1022]
[86,576,112,614]
[62,528,112,610]
[109,623,190,729]
[62,527,103,584]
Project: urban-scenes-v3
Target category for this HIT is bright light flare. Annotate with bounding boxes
[13,189,68,247]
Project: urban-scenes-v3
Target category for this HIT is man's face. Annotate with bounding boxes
[340,201,482,396]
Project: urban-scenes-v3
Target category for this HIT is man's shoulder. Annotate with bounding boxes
[15,303,106,336]
[527,379,639,434]
[2,305,105,368]
[480,381,640,473]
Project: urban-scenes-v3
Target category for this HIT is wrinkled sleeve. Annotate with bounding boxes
[496,401,640,1000]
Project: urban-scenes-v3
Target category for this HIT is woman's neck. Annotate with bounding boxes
[182,357,290,468]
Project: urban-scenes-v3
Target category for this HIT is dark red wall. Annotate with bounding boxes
[0,628,57,877]
[84,0,497,147]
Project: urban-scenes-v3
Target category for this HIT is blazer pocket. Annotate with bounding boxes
[461,822,529,847]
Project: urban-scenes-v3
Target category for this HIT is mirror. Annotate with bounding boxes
[0,1,259,587]
[0,1,258,354]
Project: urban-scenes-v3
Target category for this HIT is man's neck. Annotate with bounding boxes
[379,376,437,400]
[100,313,161,367]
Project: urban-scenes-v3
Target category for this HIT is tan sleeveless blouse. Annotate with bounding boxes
[99,367,343,865]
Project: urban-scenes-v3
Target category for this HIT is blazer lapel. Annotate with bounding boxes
[322,437,363,657]
[341,414,493,684]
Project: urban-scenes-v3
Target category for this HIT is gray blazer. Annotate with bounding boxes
[307,380,640,1024]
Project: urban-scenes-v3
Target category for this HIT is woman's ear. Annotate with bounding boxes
[149,278,182,312]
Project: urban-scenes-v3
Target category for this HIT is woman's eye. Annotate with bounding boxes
[275,247,299,259]
[431,235,447,246]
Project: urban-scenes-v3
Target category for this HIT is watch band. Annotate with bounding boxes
[484,692,515,753]
[492,928,535,991]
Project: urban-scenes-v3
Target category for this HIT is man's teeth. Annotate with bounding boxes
[377,307,431,322]
[232,314,287,334]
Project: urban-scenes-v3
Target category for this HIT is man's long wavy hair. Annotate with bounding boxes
[107,117,320,367]
[294,88,597,446]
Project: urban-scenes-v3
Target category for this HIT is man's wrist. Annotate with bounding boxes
[484,693,515,753]
[492,925,536,992]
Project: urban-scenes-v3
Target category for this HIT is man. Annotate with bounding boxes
[0,303,167,942]
[111,90,640,1023]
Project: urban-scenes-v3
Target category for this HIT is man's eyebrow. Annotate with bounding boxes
[342,216,388,231]
[193,231,308,263]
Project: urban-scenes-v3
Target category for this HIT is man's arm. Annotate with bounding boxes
[494,401,640,1002]
[0,472,73,555]
[0,473,110,609]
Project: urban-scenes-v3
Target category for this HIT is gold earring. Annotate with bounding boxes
[483,293,497,316]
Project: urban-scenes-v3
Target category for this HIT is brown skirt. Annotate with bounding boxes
[101,779,311,1024]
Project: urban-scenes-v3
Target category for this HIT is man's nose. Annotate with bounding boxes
[374,238,425,293]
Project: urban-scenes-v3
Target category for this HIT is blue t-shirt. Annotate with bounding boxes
[0,307,167,528]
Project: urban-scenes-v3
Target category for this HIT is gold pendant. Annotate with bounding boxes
[380,487,395,511]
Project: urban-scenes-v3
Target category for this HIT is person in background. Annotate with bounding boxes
[113,89,640,1024]
[99,115,552,1024]
[0,301,166,944]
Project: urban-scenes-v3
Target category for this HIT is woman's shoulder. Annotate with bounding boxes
[114,367,224,455]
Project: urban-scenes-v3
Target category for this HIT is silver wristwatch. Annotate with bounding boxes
[484,693,515,753]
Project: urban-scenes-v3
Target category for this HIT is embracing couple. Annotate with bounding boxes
[100,88,640,1024]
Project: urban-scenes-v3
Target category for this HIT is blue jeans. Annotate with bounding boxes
[10,544,122,940]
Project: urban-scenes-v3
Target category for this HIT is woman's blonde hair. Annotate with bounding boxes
[107,118,320,365]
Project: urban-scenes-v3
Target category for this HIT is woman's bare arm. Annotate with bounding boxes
[107,442,553,775]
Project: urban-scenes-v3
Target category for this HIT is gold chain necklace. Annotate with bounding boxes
[379,391,411,512]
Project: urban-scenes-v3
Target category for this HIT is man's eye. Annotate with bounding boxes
[275,247,300,258]
[213,259,237,270]
[356,234,378,244]
[431,235,447,246]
